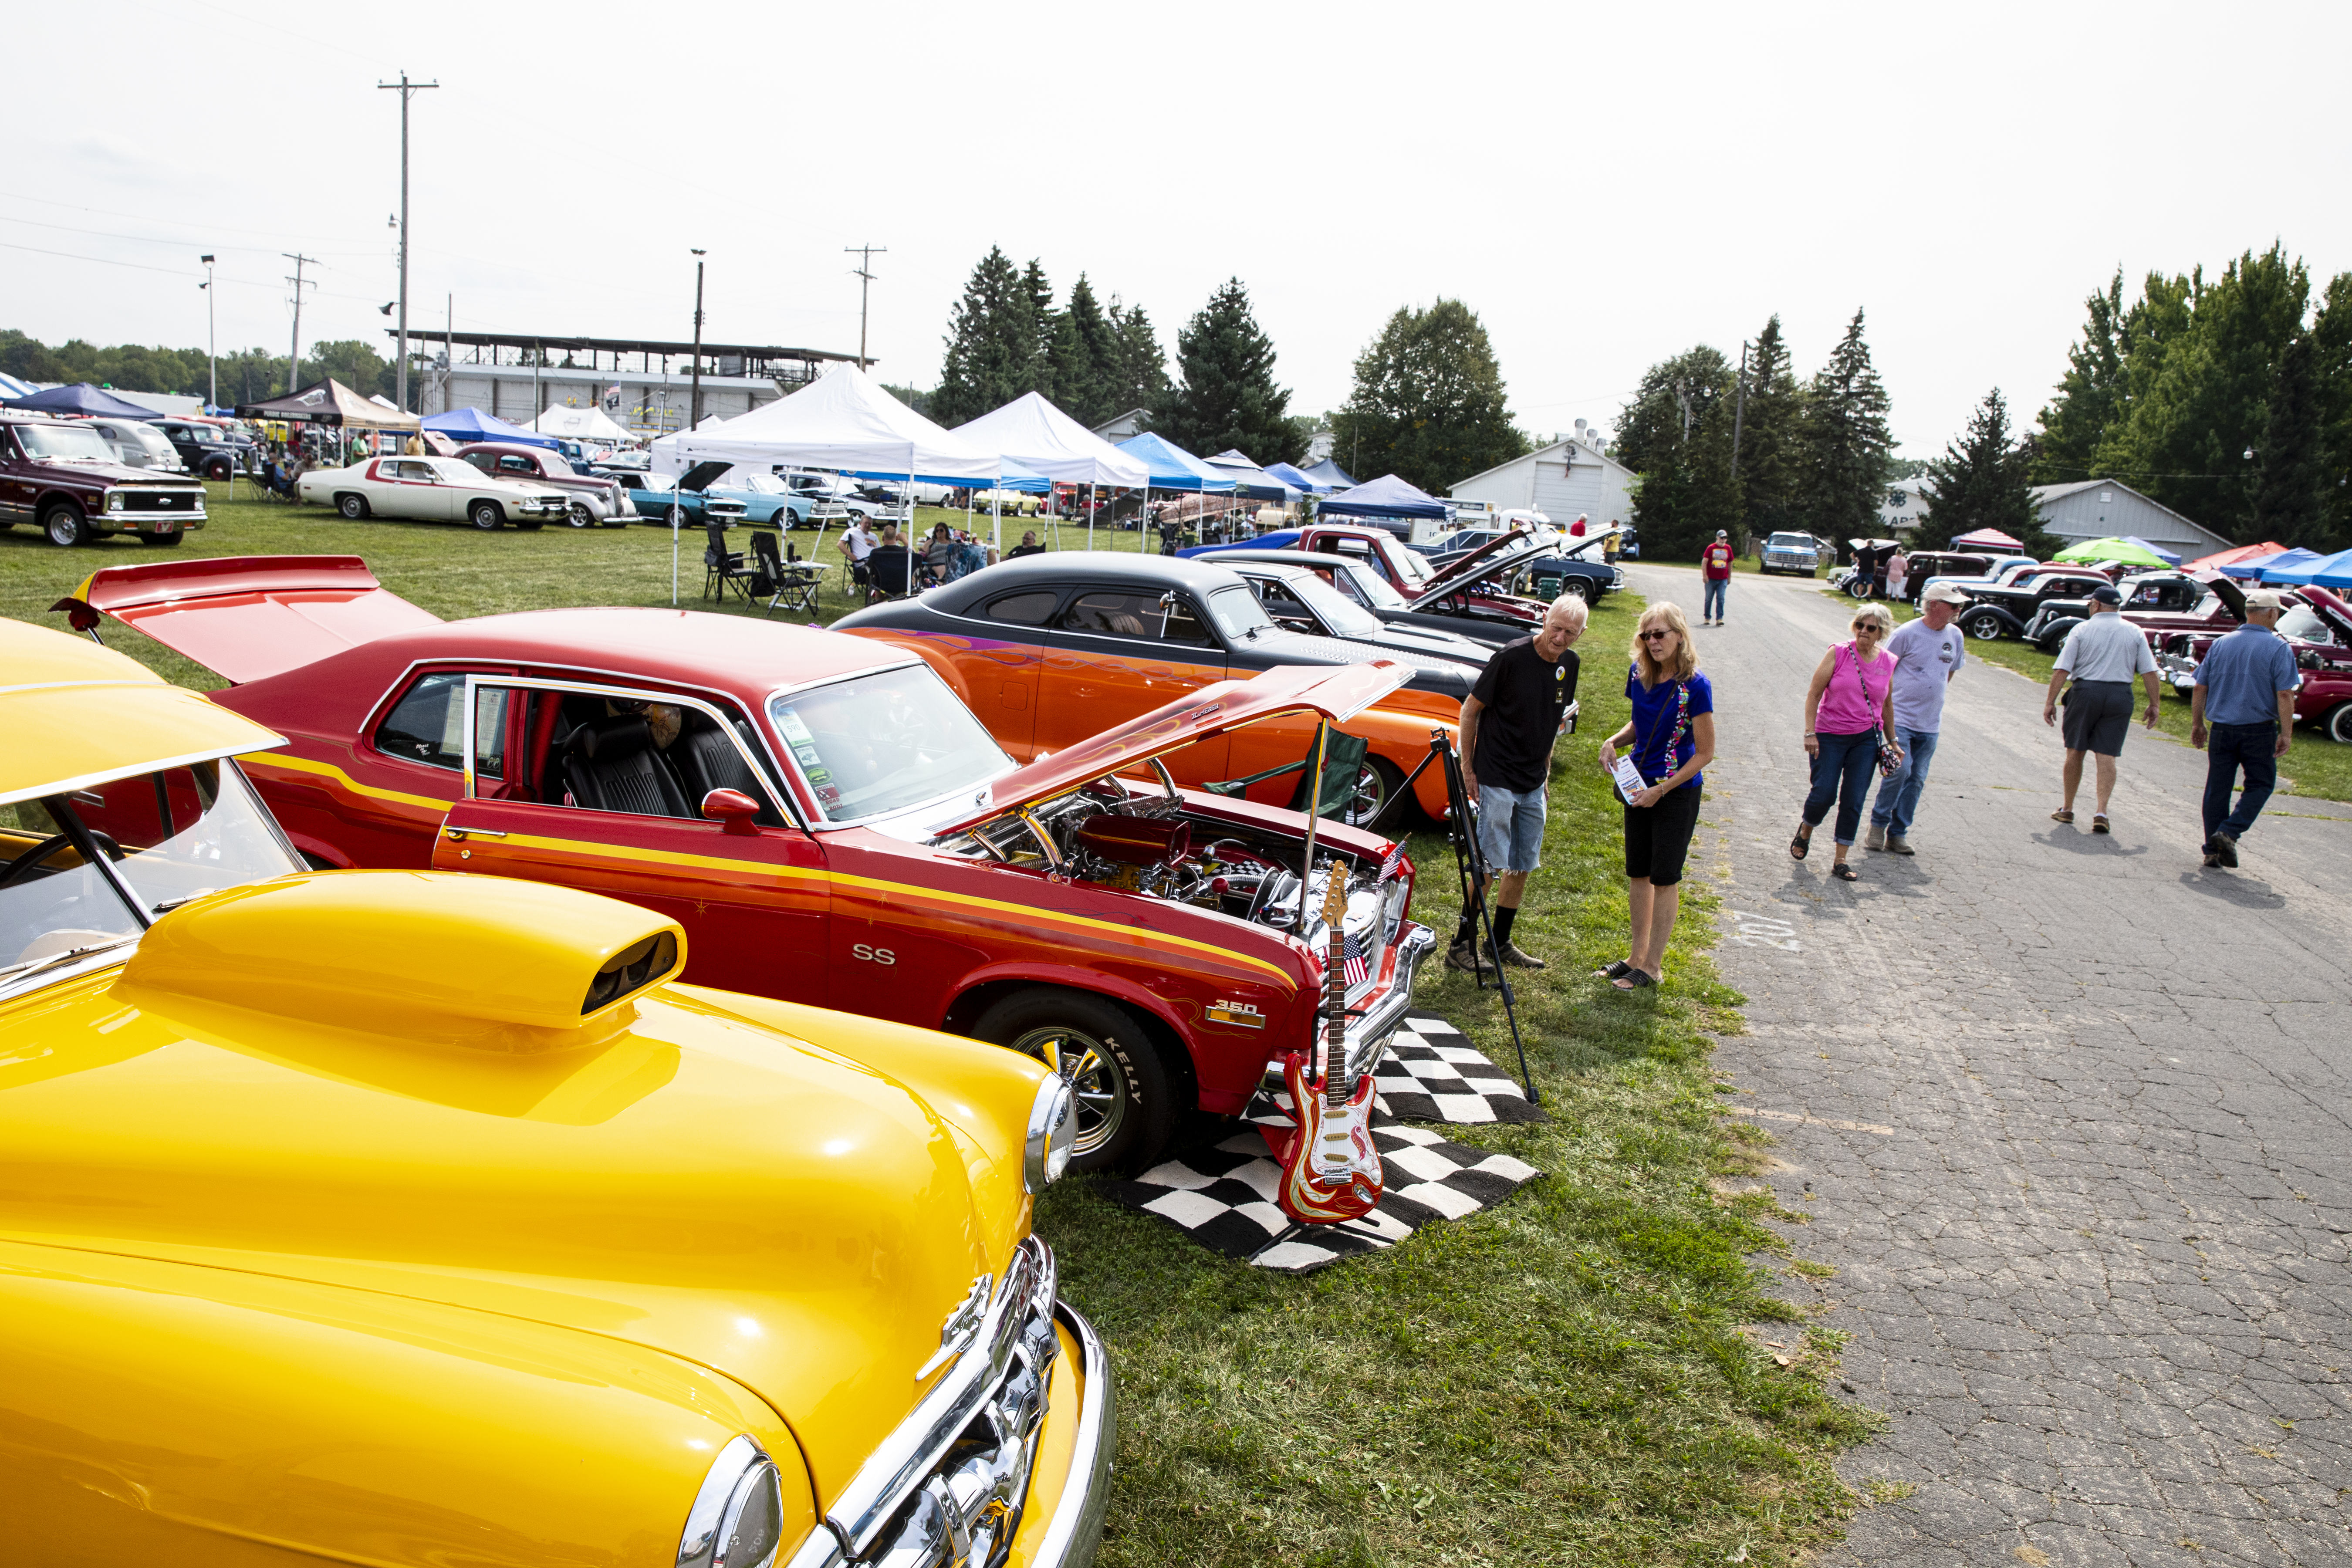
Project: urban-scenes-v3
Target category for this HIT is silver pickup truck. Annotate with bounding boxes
[1761,531,1821,576]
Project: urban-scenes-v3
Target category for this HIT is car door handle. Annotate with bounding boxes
[443,827,507,841]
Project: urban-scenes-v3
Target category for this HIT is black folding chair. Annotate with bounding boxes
[750,531,822,618]
[703,522,750,603]
[1207,729,1390,828]
[863,544,914,604]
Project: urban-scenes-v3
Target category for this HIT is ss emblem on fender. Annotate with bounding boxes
[851,943,896,966]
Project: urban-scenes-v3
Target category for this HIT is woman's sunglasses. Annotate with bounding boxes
[1639,629,1676,642]
[1853,624,1884,635]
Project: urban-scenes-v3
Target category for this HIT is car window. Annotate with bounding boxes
[1336,561,1407,610]
[374,672,505,777]
[1203,585,1273,641]
[769,665,1011,823]
[1055,589,1215,645]
[497,455,534,474]
[1244,574,1320,630]
[461,453,495,473]
[2278,606,2332,643]
[1278,569,1383,637]
[983,589,1061,626]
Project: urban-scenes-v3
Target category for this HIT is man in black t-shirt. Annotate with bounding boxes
[1007,530,1046,559]
[1450,595,1588,972]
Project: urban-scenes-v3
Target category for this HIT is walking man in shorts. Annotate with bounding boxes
[2044,584,2161,832]
[1451,596,1588,972]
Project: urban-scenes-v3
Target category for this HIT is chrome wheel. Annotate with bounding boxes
[2328,703,2352,746]
[568,501,597,528]
[1007,1025,1128,1159]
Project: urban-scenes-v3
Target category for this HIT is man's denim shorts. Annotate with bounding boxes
[1477,782,1547,874]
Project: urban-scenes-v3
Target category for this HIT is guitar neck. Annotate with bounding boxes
[1324,881,1349,1112]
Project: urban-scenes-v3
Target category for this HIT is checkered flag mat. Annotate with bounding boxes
[1369,1013,1548,1126]
[1100,1125,1541,1274]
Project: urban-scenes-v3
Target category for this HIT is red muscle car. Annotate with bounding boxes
[54,555,1438,1175]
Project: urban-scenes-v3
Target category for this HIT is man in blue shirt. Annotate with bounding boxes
[2190,590,2302,868]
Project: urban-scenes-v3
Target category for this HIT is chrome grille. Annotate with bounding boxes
[115,488,205,513]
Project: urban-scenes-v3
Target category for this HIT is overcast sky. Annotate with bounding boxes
[10,0,2347,456]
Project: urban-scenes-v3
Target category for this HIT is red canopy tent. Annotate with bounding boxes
[1950,527,2024,550]
[2180,540,2285,574]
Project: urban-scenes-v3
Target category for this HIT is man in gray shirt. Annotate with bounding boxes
[1865,582,1968,855]
[2043,584,2161,832]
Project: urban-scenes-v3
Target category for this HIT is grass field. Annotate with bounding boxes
[1831,589,2352,804]
[6,489,1874,1566]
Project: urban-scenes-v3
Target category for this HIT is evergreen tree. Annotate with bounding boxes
[1104,299,1169,421]
[2033,270,2127,482]
[2310,272,2352,545]
[2252,334,2335,551]
[1794,308,1894,542]
[1615,345,1742,561]
[1059,275,1120,425]
[1328,298,1529,497]
[1155,278,1300,464]
[1917,389,2045,553]
[1735,314,1802,539]
[933,247,1036,426]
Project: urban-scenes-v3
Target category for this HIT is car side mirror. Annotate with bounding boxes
[701,788,761,834]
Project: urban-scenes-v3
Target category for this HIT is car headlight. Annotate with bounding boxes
[106,491,125,513]
[678,1434,787,1568]
[1024,1073,1075,1193]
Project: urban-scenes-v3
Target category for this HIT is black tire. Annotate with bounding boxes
[971,988,1176,1175]
[567,501,598,528]
[2328,703,2352,746]
[139,530,184,548]
[468,500,504,531]
[1846,578,1873,599]
[202,456,233,480]
[514,517,545,531]
[1962,610,2008,641]
[337,493,369,520]
[41,502,87,547]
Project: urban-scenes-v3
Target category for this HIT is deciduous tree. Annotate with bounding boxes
[1328,298,1528,497]
[1615,345,1742,561]
[2252,334,2336,551]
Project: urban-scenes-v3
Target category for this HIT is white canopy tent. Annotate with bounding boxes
[953,391,1150,547]
[530,404,637,445]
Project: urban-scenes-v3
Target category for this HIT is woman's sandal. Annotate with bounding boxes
[1611,968,1658,990]
[2092,814,2111,834]
[1595,960,1634,980]
[1832,863,1859,882]
[2051,809,2075,824]
[1790,828,1811,861]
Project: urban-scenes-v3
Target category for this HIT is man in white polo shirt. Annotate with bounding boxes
[2042,583,2161,833]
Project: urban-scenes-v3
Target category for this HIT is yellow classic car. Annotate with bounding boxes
[0,617,1110,1568]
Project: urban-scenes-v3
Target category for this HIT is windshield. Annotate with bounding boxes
[1769,534,1811,549]
[728,472,789,494]
[2279,606,2334,644]
[768,665,1010,823]
[536,451,575,475]
[1378,539,1435,587]
[1203,584,1275,640]
[1282,569,1384,637]
[0,760,301,984]
[16,423,118,462]
[1336,561,1408,610]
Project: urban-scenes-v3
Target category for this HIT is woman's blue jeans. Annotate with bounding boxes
[1803,729,1879,846]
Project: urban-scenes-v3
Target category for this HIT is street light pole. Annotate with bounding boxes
[689,250,707,431]
[845,243,886,370]
[378,73,439,412]
[199,254,216,409]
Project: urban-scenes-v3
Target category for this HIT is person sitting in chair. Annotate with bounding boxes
[920,522,958,585]
[1007,530,1045,560]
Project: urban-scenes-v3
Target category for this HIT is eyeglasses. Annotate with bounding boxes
[1639,629,1675,642]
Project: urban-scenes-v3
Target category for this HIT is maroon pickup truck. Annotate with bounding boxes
[452,443,631,527]
[0,414,209,547]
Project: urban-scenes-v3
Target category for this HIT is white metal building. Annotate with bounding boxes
[2027,479,2231,555]
[1880,477,1934,535]
[1447,429,1636,532]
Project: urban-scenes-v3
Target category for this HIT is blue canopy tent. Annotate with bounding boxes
[0,372,44,400]
[422,406,562,450]
[1301,458,1357,489]
[2219,547,2300,578]
[1261,460,1329,495]
[2258,546,2352,590]
[2237,547,2322,581]
[1,382,168,419]
[2124,535,2182,567]
[1114,432,1237,493]
[1319,473,1447,520]
[1203,449,1300,503]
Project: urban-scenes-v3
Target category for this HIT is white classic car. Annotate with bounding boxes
[296,456,571,531]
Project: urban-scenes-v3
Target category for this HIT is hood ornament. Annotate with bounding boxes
[915,1272,992,1380]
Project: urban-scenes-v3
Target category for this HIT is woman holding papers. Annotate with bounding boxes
[1597,602,1716,991]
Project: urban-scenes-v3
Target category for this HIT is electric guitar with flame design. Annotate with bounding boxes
[1276,867,1383,1224]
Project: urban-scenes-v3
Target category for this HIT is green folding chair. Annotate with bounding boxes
[1206,726,1378,823]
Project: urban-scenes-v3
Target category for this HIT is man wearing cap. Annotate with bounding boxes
[2189,589,2301,868]
[2043,583,2161,832]
[1865,582,1969,853]
[1700,530,1734,626]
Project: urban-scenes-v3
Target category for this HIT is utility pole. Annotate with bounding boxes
[1730,340,1750,474]
[689,250,706,430]
[845,243,886,370]
[283,253,317,396]
[199,255,216,409]
[378,73,439,412]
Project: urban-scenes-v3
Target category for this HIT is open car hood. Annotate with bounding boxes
[936,661,1413,835]
[2191,570,2248,622]
[2299,585,2352,644]
[1410,526,1547,608]
[53,555,443,684]
[676,459,737,493]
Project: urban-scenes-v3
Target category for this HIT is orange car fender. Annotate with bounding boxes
[1354,706,1461,819]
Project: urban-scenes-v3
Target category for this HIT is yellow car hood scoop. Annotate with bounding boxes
[122,871,684,1043]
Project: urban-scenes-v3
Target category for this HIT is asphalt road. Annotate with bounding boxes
[1619,564,2352,1567]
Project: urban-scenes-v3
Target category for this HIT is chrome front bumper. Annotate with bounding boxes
[1338,920,1436,1081]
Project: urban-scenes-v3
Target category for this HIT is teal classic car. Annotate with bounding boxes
[622,462,814,527]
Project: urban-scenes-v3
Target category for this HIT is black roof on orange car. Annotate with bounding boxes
[892,551,1252,619]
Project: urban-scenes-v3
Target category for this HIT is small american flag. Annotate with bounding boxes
[1378,839,1406,882]
[1342,926,1371,988]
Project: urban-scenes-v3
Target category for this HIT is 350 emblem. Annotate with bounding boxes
[851,944,897,965]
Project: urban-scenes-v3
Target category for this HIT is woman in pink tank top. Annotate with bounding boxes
[1791,602,1902,880]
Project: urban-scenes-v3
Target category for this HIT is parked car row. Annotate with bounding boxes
[2150,586,2352,742]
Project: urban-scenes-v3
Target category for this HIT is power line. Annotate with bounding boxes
[0,239,381,304]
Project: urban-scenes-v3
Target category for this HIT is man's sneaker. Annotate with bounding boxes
[1863,823,1887,851]
[2201,852,2223,868]
[1886,835,1914,855]
[1445,941,1489,975]
[2212,831,2239,868]
[1497,942,1547,970]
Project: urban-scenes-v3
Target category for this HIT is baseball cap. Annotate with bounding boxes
[2087,585,2123,605]
[1921,582,1970,605]
[2241,589,2284,611]
[1715,530,1728,539]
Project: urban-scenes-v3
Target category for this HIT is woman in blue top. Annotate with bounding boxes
[1596,602,1716,991]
